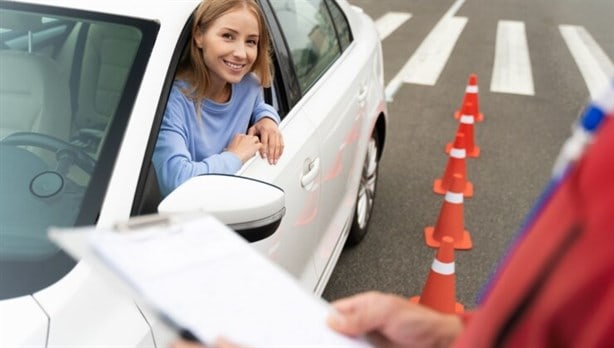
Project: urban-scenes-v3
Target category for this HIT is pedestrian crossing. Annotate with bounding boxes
[375,12,411,41]
[559,25,614,99]
[491,20,534,96]
[375,1,614,101]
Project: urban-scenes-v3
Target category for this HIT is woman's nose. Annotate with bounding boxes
[233,42,247,59]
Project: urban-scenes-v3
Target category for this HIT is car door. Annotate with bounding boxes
[266,0,370,282]
[235,1,322,289]
[237,94,321,288]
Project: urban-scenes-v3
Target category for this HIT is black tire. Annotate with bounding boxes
[346,130,380,247]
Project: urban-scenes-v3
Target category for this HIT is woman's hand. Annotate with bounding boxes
[248,117,284,165]
[327,291,463,348]
[226,134,262,163]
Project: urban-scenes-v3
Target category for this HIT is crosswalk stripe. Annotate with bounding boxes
[402,16,467,86]
[559,25,614,99]
[490,20,535,96]
[375,12,412,41]
[385,0,467,100]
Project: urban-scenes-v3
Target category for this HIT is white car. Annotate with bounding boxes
[0,0,388,346]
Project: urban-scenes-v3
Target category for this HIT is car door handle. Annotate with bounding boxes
[300,157,320,188]
[357,84,368,102]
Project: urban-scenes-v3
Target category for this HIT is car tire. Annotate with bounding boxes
[346,130,380,247]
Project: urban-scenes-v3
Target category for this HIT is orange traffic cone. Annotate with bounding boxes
[434,133,473,197]
[446,104,480,158]
[454,73,484,122]
[410,236,464,314]
[425,174,472,250]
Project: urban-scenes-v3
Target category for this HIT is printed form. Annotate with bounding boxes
[49,214,372,347]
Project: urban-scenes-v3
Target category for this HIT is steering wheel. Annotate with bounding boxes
[1,132,96,174]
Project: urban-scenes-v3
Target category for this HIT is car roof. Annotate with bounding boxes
[5,0,201,25]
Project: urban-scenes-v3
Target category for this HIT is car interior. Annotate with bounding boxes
[0,7,147,298]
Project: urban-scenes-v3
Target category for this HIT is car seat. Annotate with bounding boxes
[0,13,71,141]
[0,50,71,141]
[73,23,142,132]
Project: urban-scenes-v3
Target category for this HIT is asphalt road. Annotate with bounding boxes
[322,0,614,308]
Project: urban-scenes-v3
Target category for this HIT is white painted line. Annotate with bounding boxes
[402,17,467,86]
[385,0,466,100]
[375,12,412,41]
[442,0,466,19]
[559,25,614,99]
[490,20,535,96]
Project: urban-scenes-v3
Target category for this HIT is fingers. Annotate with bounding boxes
[249,118,284,165]
[327,291,394,337]
[226,134,262,163]
[262,133,284,165]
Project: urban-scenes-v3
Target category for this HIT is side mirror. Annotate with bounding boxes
[157,175,285,243]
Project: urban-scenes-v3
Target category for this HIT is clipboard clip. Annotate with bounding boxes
[113,212,206,233]
[113,214,172,233]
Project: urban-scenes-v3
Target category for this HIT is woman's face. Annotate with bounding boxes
[195,6,259,87]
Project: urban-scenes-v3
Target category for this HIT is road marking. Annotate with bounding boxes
[490,20,535,96]
[559,25,614,99]
[375,12,412,41]
[385,0,466,100]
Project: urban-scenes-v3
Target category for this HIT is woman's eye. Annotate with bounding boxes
[222,33,233,40]
[247,39,258,46]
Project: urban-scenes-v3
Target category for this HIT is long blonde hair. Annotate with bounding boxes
[176,0,273,107]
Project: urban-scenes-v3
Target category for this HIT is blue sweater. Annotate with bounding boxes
[153,74,280,197]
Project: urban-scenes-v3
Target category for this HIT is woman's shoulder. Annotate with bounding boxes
[239,73,262,89]
[164,80,196,119]
[167,80,195,104]
[233,73,263,98]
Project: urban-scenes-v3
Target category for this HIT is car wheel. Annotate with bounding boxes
[346,130,379,246]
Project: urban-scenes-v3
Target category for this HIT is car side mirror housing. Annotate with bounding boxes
[157,175,285,243]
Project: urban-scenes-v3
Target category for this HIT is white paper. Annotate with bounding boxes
[50,214,372,347]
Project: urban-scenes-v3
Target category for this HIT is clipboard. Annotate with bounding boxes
[48,212,373,347]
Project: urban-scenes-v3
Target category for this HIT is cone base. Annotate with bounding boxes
[424,227,473,250]
[446,142,480,158]
[454,110,484,122]
[409,296,465,314]
[433,179,473,197]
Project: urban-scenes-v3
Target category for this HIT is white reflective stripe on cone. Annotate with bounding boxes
[445,191,464,204]
[432,259,455,275]
[466,85,478,93]
[460,115,475,124]
[450,147,466,159]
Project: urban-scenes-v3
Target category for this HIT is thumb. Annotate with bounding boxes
[327,292,391,336]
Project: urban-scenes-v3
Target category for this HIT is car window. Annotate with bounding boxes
[269,0,341,93]
[0,3,158,299]
[324,0,352,50]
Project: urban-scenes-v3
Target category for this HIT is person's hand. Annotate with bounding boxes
[226,134,262,163]
[169,337,243,348]
[327,291,463,348]
[247,117,284,165]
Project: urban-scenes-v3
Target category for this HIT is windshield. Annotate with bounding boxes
[0,2,158,299]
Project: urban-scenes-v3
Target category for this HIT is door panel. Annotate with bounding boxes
[239,113,320,288]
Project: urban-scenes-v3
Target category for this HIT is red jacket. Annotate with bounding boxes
[455,117,614,347]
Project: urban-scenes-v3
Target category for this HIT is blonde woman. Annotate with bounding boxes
[153,0,283,197]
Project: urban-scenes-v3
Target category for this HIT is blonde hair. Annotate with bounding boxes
[176,0,273,106]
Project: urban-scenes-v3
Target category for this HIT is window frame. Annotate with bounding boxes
[264,0,344,97]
